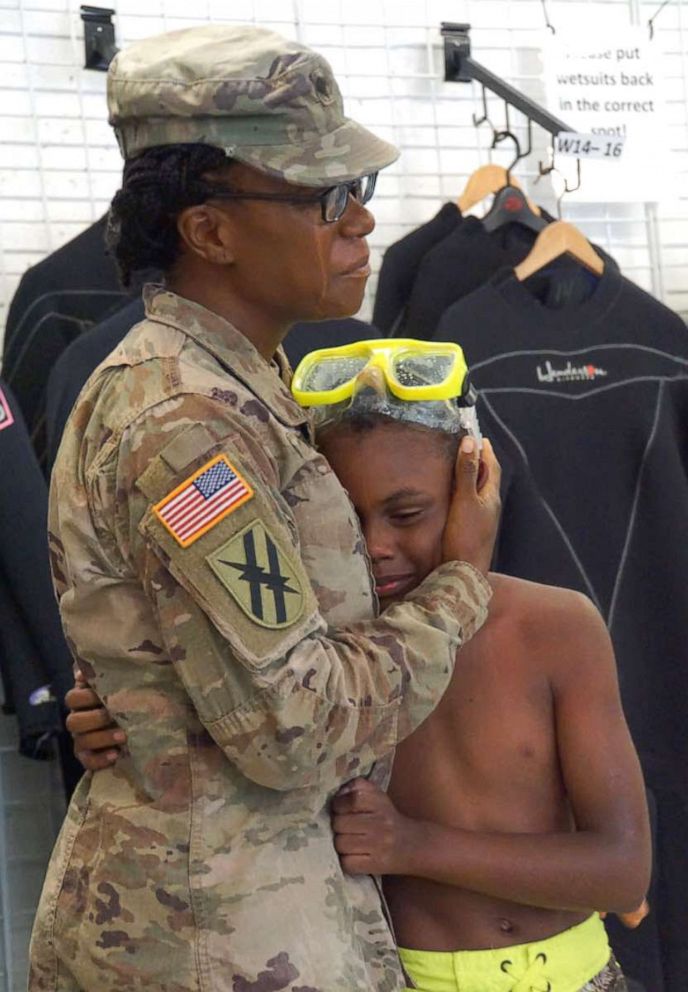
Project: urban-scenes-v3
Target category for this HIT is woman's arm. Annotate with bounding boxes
[68,400,499,791]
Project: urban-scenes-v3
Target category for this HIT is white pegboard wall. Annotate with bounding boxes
[0,3,686,990]
[0,0,687,346]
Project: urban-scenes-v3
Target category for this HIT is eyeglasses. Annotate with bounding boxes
[200,172,377,224]
[292,339,475,406]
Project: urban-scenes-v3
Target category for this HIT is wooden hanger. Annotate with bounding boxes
[458,163,541,216]
[514,220,604,281]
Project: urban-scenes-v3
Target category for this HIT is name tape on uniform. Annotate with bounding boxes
[154,453,254,548]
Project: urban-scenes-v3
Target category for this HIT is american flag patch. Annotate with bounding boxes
[154,454,254,548]
[0,387,15,433]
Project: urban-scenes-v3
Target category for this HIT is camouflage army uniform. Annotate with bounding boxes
[29,287,491,992]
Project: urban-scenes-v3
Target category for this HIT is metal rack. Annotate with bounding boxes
[440,22,582,197]
[80,5,118,71]
[440,22,573,137]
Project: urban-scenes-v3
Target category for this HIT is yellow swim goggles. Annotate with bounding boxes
[291,339,474,407]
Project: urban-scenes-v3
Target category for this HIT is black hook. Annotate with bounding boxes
[491,103,531,183]
[648,0,671,39]
[562,159,583,199]
[539,143,582,218]
[540,0,556,34]
[538,134,557,180]
[472,84,492,129]
[492,130,522,181]
[521,118,534,161]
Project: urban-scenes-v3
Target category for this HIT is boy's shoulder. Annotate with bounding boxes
[486,573,606,666]
[488,572,596,621]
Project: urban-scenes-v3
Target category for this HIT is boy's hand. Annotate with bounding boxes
[442,436,501,576]
[600,898,649,929]
[331,778,419,876]
[617,898,649,928]
[66,671,126,770]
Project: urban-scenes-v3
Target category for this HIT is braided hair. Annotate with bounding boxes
[106,143,232,288]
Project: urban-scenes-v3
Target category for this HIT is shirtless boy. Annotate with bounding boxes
[319,396,650,990]
[67,340,650,991]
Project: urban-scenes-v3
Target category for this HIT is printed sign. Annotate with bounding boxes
[544,27,670,201]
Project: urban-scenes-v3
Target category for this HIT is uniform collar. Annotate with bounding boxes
[144,285,309,429]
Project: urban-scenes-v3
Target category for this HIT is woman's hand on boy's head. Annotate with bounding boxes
[442,436,501,576]
[66,673,126,770]
[331,778,420,876]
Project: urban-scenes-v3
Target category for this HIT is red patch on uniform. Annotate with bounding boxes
[0,387,15,432]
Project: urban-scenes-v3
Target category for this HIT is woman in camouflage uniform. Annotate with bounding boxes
[29,24,501,992]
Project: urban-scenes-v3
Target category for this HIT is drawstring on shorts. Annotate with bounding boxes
[500,951,552,992]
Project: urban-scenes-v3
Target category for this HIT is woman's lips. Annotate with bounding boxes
[375,575,416,598]
[341,256,371,277]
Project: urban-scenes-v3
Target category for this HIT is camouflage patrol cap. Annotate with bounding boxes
[107,24,399,187]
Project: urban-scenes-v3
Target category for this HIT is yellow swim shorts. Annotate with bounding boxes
[400,913,624,992]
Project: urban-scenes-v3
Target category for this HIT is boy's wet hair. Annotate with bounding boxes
[317,411,463,462]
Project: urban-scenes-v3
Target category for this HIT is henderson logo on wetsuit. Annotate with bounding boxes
[536,360,609,383]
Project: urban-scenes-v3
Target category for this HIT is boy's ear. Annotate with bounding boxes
[176,203,237,266]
